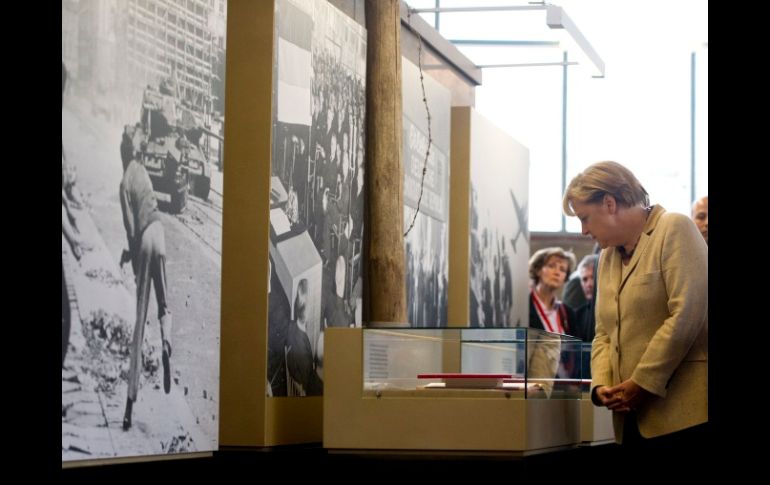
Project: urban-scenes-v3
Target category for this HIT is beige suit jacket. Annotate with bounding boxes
[591,205,708,441]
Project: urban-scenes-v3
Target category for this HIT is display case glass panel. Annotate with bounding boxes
[363,327,582,399]
[579,342,592,393]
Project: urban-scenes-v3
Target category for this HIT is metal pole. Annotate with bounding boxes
[413,6,547,13]
[690,51,696,203]
[561,51,568,232]
[434,0,440,31]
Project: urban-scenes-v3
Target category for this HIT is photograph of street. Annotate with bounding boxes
[62,0,225,461]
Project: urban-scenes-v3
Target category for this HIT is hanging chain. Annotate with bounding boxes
[403,6,432,238]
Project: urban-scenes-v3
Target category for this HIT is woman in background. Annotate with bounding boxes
[528,247,578,337]
[527,247,579,385]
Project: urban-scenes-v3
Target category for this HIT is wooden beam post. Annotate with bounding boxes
[365,0,406,326]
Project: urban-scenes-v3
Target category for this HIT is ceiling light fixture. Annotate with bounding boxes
[411,3,605,78]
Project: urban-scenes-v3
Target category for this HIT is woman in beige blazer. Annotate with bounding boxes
[562,161,708,451]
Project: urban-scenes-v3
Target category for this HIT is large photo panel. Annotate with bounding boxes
[468,112,530,328]
[402,57,451,328]
[62,0,226,461]
[267,0,367,397]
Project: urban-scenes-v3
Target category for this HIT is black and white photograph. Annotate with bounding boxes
[402,57,451,328]
[267,0,367,397]
[62,0,225,461]
[468,112,530,328]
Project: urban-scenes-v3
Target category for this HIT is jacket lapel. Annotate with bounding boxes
[618,206,664,293]
[606,248,622,297]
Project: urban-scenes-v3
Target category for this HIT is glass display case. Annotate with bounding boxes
[323,327,585,453]
[579,341,592,393]
[363,327,584,400]
[577,340,615,445]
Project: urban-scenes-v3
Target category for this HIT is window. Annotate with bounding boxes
[413,0,707,231]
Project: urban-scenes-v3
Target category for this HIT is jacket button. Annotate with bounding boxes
[615,346,619,353]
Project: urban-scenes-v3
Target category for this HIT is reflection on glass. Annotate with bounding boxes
[362,326,582,399]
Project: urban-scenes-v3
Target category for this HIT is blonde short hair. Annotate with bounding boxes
[562,161,649,216]
[528,247,576,285]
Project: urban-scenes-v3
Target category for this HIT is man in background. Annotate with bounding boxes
[562,243,600,311]
[573,254,598,342]
[691,196,708,245]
